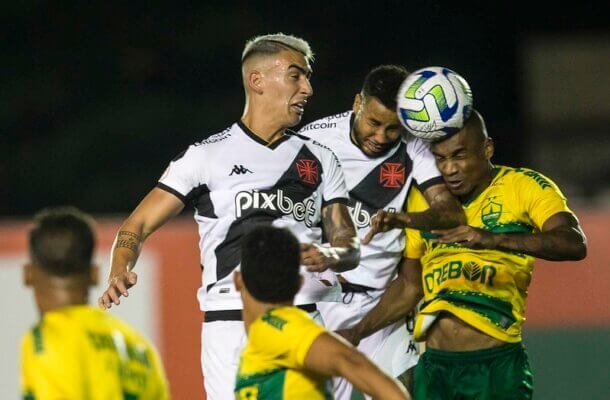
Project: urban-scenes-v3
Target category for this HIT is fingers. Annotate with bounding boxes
[98,272,138,309]
[361,228,376,245]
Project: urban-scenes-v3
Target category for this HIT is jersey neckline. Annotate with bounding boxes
[237,120,292,150]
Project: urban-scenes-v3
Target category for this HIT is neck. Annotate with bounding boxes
[242,297,293,332]
[460,163,496,204]
[36,287,88,316]
[241,111,287,144]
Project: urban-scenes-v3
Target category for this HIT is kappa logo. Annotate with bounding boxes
[379,162,405,188]
[229,165,253,176]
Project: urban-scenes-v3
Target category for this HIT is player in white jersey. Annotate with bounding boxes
[98,33,360,400]
[299,65,464,399]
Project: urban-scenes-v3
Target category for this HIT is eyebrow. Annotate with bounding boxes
[288,64,312,78]
[432,146,466,157]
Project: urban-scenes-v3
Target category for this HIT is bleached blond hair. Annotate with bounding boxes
[241,32,314,64]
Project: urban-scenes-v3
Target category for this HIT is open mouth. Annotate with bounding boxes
[291,100,307,115]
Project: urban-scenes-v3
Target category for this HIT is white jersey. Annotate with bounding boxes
[158,121,349,311]
[299,111,441,289]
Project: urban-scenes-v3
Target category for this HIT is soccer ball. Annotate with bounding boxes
[397,66,473,141]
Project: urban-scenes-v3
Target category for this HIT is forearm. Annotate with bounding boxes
[354,277,422,340]
[335,350,409,400]
[318,237,361,273]
[494,228,587,261]
[109,227,145,275]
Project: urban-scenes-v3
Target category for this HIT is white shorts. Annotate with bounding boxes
[317,290,419,400]
[200,309,324,399]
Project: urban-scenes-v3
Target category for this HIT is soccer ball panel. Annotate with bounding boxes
[397,66,473,141]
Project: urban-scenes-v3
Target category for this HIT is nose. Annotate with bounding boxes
[439,159,458,176]
[302,77,313,97]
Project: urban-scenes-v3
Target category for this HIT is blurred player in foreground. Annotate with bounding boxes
[21,206,169,399]
[234,225,410,400]
[340,110,587,399]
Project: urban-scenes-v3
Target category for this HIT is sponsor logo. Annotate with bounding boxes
[295,159,319,185]
[379,162,406,188]
[348,201,396,229]
[423,260,496,292]
[300,121,337,132]
[235,190,317,227]
[229,164,253,175]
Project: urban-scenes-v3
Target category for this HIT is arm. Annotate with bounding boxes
[338,258,423,345]
[363,183,464,244]
[99,188,184,308]
[304,332,410,400]
[301,202,360,273]
[432,211,587,261]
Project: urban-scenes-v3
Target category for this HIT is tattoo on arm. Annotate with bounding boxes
[116,231,142,253]
[322,203,357,247]
[407,184,464,230]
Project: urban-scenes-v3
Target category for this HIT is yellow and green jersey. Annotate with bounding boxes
[20,305,169,400]
[235,306,331,400]
[405,165,573,343]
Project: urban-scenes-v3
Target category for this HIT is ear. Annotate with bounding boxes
[90,265,99,286]
[247,70,264,95]
[234,270,243,292]
[484,137,494,160]
[352,93,362,114]
[23,263,33,287]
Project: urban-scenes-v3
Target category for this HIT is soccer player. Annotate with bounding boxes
[98,33,360,399]
[234,225,411,400]
[340,109,587,399]
[21,206,169,399]
[298,64,464,398]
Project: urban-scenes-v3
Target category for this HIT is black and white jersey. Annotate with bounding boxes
[299,111,442,289]
[158,121,349,311]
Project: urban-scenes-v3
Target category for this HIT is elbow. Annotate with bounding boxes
[573,242,587,261]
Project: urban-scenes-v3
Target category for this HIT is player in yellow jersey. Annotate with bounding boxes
[20,206,169,399]
[234,225,410,400]
[340,109,587,399]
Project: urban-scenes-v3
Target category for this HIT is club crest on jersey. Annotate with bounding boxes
[295,159,320,185]
[379,162,406,188]
[234,189,317,227]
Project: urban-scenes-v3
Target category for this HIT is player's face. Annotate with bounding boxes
[431,130,493,201]
[262,49,313,128]
[351,94,403,157]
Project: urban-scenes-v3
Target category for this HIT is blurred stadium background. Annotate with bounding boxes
[2,2,609,399]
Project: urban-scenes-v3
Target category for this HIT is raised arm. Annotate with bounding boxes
[363,182,464,244]
[304,332,410,400]
[99,188,184,308]
[338,258,423,345]
[301,202,360,273]
[432,211,587,261]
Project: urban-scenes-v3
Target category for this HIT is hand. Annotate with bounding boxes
[334,328,361,346]
[431,225,497,249]
[98,270,138,309]
[300,243,329,272]
[362,210,405,244]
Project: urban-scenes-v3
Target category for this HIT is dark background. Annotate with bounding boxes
[3,1,608,216]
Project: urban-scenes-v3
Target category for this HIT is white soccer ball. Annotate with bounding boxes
[397,66,473,141]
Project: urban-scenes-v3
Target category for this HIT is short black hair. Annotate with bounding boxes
[240,226,301,303]
[29,206,95,277]
[361,65,409,110]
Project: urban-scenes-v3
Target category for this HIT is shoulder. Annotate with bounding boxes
[501,165,558,190]
[298,111,351,137]
[288,131,342,166]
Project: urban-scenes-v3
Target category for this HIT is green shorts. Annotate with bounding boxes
[414,342,533,400]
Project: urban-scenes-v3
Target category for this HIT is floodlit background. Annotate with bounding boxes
[2,2,609,399]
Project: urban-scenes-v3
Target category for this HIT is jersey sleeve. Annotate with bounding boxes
[319,144,349,206]
[403,186,429,259]
[515,168,573,229]
[406,135,443,191]
[157,144,207,205]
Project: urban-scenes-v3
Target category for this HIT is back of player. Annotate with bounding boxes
[21,306,169,399]
[20,206,169,399]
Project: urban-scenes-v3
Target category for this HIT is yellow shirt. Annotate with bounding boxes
[20,305,169,400]
[405,165,572,343]
[235,306,331,400]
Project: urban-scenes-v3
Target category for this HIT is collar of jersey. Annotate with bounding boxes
[237,120,292,150]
